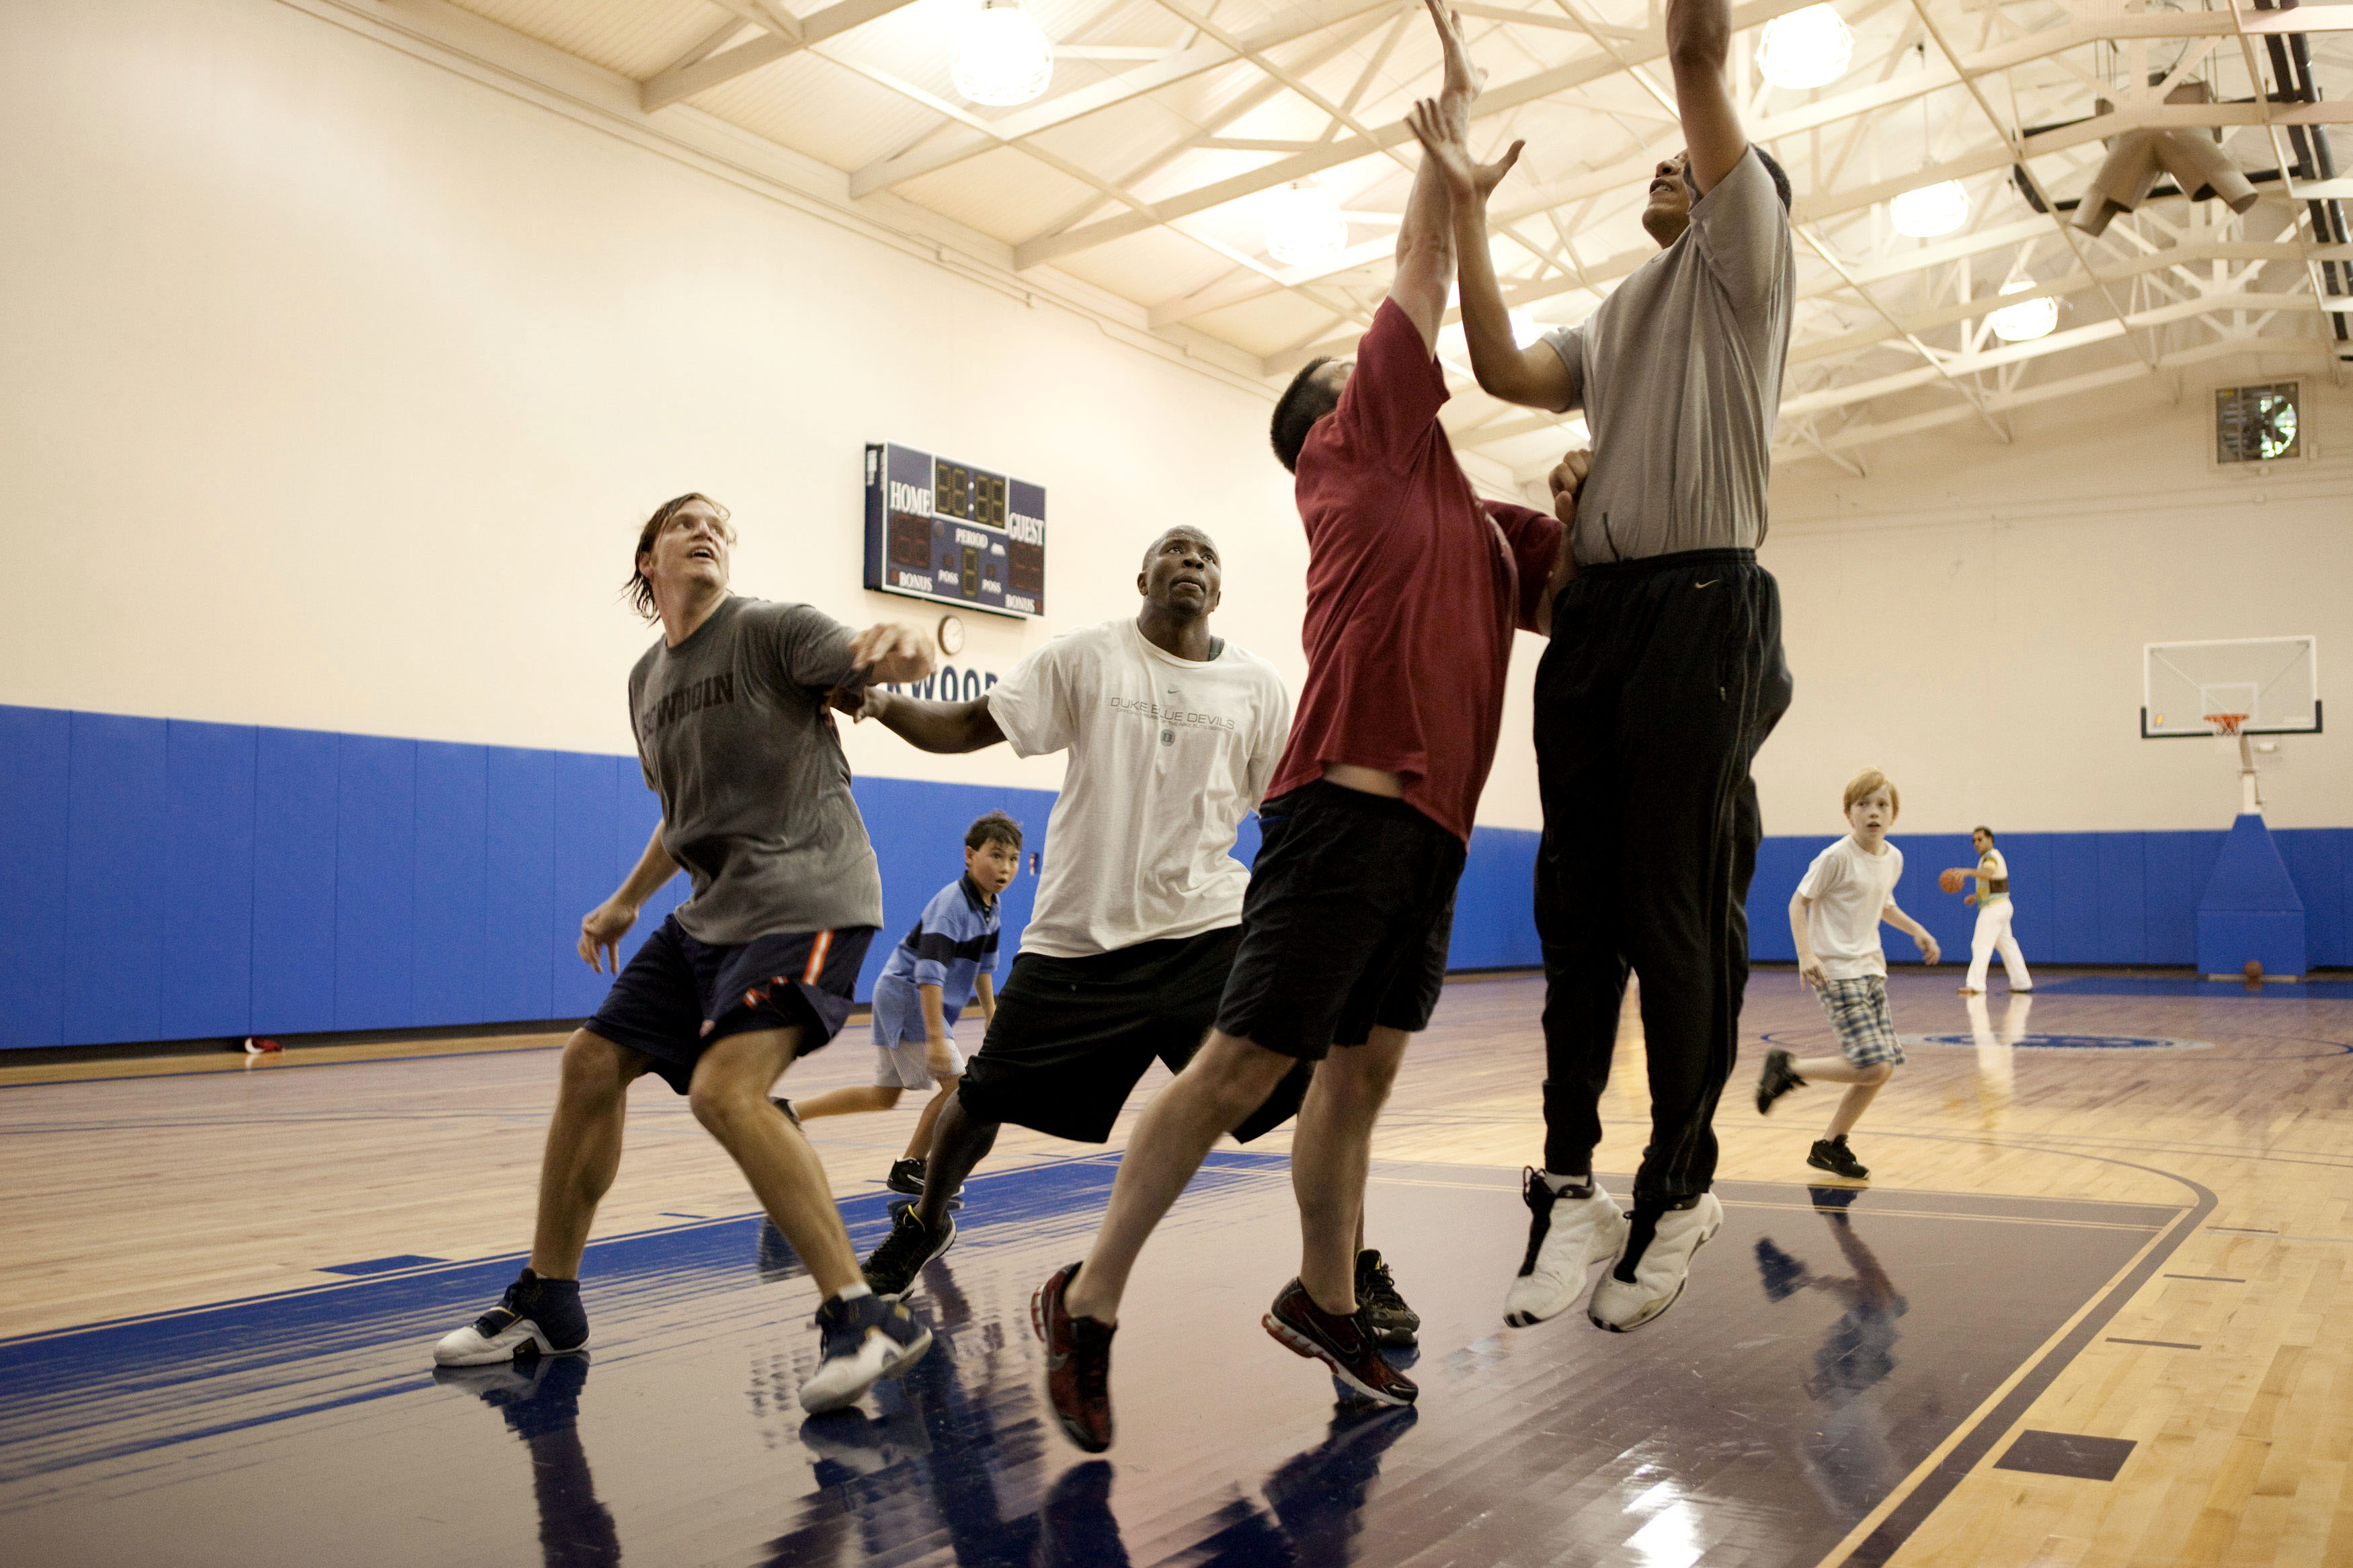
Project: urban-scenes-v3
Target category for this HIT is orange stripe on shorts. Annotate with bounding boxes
[803,930,832,985]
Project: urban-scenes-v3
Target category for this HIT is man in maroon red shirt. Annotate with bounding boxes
[1028,0,1566,1452]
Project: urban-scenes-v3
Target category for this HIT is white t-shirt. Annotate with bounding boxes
[1797,835,1905,980]
[988,618,1291,958]
[1978,848,2010,907]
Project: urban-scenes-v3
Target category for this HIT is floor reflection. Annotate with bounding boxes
[1966,991,2035,1125]
[1753,1188,1910,1516]
[432,1354,622,1568]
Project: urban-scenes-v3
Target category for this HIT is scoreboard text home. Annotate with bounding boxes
[863,442,1046,619]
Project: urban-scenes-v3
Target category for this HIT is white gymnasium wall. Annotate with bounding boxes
[0,0,1554,832]
[1757,381,2353,839]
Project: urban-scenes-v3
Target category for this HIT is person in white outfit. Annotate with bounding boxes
[1950,827,2032,995]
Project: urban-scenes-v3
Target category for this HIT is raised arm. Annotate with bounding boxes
[1407,1,1572,410]
[847,622,935,686]
[1665,0,1746,195]
[854,689,1007,753]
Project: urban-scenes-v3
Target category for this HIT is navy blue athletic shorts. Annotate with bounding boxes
[584,915,877,1095]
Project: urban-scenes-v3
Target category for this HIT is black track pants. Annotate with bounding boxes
[1533,546,1793,1208]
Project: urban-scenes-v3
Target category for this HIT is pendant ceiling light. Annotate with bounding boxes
[1987,280,2057,341]
[1755,5,1853,91]
[952,1,1053,108]
[1265,180,1347,267]
[1889,179,1970,237]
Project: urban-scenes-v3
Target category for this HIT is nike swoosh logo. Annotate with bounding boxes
[1693,579,1718,588]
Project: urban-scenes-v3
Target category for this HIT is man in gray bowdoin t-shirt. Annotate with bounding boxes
[1412,0,1796,1335]
[430,491,943,1416]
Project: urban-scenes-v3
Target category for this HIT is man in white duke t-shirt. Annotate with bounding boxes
[1950,826,2032,996]
[843,528,1423,1361]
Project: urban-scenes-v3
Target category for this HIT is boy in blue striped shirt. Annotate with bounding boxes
[784,813,1022,1201]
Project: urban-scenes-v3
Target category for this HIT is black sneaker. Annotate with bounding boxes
[885,1157,926,1196]
[863,1206,957,1296]
[1808,1136,1870,1180]
[770,1096,801,1127]
[1755,1049,1805,1114]
[801,1292,932,1413]
[1353,1249,1419,1347]
[432,1268,588,1366]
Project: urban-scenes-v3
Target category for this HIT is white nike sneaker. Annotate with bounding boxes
[1503,1169,1630,1327]
[1587,1192,1724,1332]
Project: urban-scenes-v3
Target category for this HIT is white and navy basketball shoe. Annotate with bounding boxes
[1587,1192,1724,1331]
[1502,1169,1628,1327]
[799,1292,933,1413]
[432,1268,590,1366]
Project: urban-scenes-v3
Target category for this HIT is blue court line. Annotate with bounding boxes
[316,1255,447,1277]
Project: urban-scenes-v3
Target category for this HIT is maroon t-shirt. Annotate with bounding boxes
[1266,298,1562,844]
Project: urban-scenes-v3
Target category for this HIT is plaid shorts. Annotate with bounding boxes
[1818,975,1905,1068]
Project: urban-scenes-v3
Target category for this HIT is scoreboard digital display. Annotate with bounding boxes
[863,442,1045,619]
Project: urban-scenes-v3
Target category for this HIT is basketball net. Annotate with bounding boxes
[2206,713,2263,815]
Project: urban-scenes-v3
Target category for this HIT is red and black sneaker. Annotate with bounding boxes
[1032,1262,1116,1452]
[1263,1279,1418,1407]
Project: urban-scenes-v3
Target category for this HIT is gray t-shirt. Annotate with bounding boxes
[628,595,883,944]
[1542,146,1794,566]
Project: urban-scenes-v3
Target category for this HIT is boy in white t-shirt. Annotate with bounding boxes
[1754,769,1940,1182]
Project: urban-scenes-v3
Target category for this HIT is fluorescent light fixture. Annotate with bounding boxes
[1266,181,1348,266]
[1988,280,2057,341]
[1889,179,1970,238]
[952,1,1053,107]
[1756,5,1853,91]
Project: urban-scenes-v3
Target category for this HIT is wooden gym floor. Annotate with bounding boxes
[0,966,2346,1567]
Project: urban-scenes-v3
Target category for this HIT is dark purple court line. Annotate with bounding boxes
[1837,1139,2214,1568]
[2106,1337,2201,1350]
[2163,1274,2245,1282]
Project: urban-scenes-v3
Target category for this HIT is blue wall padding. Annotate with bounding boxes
[163,721,257,1040]
[63,712,168,1047]
[0,707,71,1048]
[413,741,489,1029]
[2197,814,2308,977]
[9,700,2350,1050]
[251,726,340,1036]
[1451,825,1544,971]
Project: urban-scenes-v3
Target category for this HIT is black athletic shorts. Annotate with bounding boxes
[1214,780,1466,1061]
[584,915,877,1095]
[955,924,1311,1145]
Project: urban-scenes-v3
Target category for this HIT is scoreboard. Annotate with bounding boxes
[863,442,1045,619]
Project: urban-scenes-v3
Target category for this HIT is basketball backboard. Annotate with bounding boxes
[2142,636,2321,738]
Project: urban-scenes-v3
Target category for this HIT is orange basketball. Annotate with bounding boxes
[1938,868,1965,895]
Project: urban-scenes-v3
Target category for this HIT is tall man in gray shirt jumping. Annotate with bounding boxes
[1411,0,1795,1333]
[430,492,943,1415]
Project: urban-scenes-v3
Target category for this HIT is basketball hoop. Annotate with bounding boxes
[2205,712,2249,736]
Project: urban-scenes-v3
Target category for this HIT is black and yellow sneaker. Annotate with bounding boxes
[1353,1249,1419,1347]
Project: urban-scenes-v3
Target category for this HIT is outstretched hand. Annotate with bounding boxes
[1406,99,1523,205]
[1423,0,1486,123]
[826,684,889,722]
